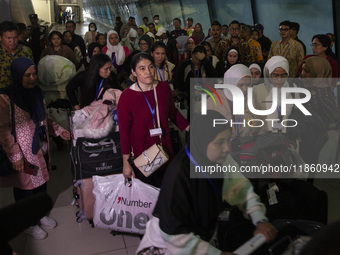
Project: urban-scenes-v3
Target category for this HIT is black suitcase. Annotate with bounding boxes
[257,179,328,225]
[71,132,123,180]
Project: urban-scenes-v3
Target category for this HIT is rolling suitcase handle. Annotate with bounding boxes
[233,234,266,255]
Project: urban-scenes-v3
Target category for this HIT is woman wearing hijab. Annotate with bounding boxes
[123,34,153,86]
[216,46,241,77]
[207,64,259,138]
[252,56,298,133]
[300,56,336,126]
[102,30,129,74]
[248,62,263,86]
[192,23,205,43]
[136,110,276,255]
[0,57,70,240]
[289,56,335,168]
[179,35,199,63]
[121,28,138,53]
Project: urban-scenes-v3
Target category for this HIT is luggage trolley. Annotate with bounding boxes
[68,107,123,223]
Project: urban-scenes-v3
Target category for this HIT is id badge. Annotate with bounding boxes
[272,122,283,132]
[149,128,162,137]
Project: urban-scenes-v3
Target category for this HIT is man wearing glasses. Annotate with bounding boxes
[216,20,252,65]
[268,20,304,77]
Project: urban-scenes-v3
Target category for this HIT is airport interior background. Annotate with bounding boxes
[1,0,340,254]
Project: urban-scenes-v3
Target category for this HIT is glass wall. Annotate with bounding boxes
[254,0,334,55]
[180,0,210,37]
[83,0,335,56]
[211,0,253,31]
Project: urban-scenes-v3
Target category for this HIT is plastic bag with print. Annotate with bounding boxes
[92,174,159,234]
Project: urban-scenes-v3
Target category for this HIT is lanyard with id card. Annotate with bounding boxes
[136,82,163,138]
[272,106,283,132]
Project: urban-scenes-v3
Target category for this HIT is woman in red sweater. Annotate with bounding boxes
[117,53,189,187]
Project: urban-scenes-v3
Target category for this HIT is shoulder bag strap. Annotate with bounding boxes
[130,84,161,157]
[153,84,163,146]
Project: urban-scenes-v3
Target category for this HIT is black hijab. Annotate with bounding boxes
[0,57,46,154]
[154,110,230,242]
[224,46,241,70]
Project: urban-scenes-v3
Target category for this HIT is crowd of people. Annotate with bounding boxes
[0,12,338,254]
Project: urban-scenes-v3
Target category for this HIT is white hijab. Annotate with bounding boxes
[264,56,289,90]
[223,64,252,101]
[262,56,291,107]
[106,30,125,66]
[248,63,262,74]
[127,28,138,43]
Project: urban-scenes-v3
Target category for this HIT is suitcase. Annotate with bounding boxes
[73,174,121,223]
[257,179,328,225]
[74,178,95,222]
[71,132,123,180]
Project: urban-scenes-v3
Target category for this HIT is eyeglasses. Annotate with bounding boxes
[279,28,290,32]
[229,28,240,31]
[270,73,288,79]
[311,43,322,47]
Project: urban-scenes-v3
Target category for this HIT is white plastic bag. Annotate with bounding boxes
[92,174,159,234]
[38,55,76,86]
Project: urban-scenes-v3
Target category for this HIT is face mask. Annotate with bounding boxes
[90,27,95,31]
[154,20,159,24]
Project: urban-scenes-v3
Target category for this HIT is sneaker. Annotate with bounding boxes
[25,225,48,240]
[40,216,58,229]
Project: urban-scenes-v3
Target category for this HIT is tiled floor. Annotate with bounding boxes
[3,133,340,255]
[4,141,141,255]
[1,19,340,255]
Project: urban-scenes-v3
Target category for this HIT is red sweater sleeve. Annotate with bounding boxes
[162,82,189,131]
[117,89,133,155]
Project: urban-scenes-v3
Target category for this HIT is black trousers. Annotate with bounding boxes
[13,183,48,226]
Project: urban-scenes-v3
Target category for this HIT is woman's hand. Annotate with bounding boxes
[123,163,135,179]
[196,52,206,61]
[185,125,190,132]
[74,105,81,110]
[122,154,135,179]
[12,158,24,172]
[254,222,278,242]
[60,130,71,140]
